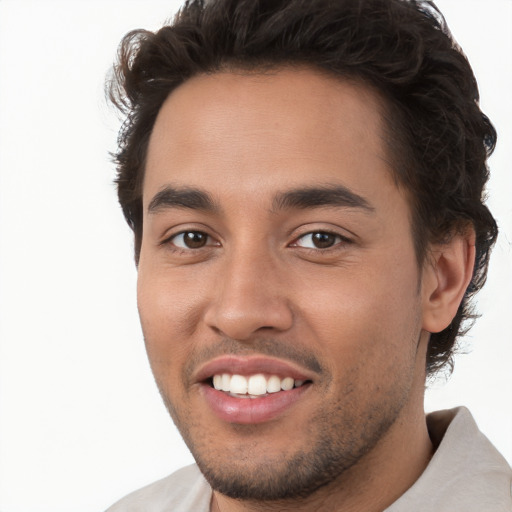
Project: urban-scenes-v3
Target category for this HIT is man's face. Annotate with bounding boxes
[138,68,430,500]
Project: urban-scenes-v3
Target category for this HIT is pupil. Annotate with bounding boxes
[184,232,207,248]
[313,232,335,248]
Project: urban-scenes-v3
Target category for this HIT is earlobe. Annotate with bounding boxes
[421,230,476,333]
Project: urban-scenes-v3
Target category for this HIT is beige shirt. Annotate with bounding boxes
[106,407,512,511]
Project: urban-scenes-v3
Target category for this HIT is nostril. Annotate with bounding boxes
[204,295,294,341]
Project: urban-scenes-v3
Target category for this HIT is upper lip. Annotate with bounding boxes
[194,355,315,383]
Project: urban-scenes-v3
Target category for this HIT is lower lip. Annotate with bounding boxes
[201,383,311,424]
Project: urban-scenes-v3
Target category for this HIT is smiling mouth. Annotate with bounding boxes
[208,373,311,398]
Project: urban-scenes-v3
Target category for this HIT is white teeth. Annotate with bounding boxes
[267,375,281,394]
[281,377,294,391]
[212,373,307,395]
[221,373,231,392]
[248,374,267,396]
[213,375,222,390]
[230,374,248,394]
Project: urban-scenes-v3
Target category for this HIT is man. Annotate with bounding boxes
[106,0,512,510]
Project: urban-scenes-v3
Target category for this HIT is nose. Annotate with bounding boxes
[204,248,294,341]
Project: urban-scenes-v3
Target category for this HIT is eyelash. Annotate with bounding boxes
[161,230,218,251]
[290,230,351,251]
[162,229,351,253]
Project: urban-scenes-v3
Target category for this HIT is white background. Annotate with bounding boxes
[0,1,510,511]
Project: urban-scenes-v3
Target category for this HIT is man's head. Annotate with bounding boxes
[109,0,497,377]
[108,0,497,506]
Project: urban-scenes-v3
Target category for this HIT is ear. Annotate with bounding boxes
[421,229,476,333]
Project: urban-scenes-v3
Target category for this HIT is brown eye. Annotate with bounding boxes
[311,232,337,248]
[294,231,344,249]
[172,231,209,249]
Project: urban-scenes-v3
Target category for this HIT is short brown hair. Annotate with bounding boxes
[107,0,498,376]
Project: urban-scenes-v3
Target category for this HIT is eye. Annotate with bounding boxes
[292,231,345,249]
[169,231,212,249]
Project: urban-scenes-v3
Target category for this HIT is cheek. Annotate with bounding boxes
[298,260,421,370]
[137,268,201,375]
[302,278,422,419]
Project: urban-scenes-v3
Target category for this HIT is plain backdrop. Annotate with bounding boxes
[0,1,510,511]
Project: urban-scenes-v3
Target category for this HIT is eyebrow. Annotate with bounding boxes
[147,183,375,216]
[272,184,375,213]
[147,186,219,214]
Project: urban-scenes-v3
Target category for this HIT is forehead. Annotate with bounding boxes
[144,67,393,208]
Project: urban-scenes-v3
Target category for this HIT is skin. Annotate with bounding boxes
[137,68,474,511]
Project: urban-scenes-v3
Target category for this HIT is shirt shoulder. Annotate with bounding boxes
[105,464,211,512]
[387,407,512,512]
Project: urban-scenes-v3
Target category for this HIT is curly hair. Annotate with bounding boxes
[107,0,497,376]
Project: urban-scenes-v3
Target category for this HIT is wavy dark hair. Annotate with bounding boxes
[107,0,497,376]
